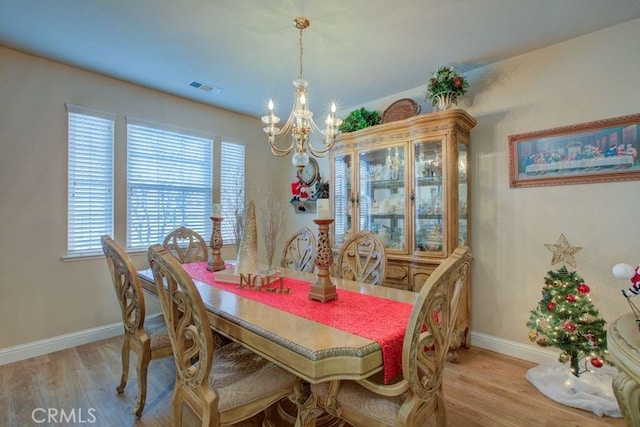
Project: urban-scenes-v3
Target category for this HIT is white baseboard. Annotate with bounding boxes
[0,326,556,367]
[470,330,558,365]
[0,322,123,366]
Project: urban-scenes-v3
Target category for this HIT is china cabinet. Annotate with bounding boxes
[330,109,476,346]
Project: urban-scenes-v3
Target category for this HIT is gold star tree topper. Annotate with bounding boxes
[544,233,582,268]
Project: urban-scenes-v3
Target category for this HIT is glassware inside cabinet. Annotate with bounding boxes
[458,142,468,246]
[358,146,406,251]
[333,154,352,247]
[414,140,444,253]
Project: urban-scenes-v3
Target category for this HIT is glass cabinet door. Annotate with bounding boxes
[458,141,468,246]
[414,140,444,254]
[333,153,352,247]
[358,145,406,252]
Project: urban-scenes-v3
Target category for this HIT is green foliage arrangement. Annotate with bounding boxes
[426,66,469,106]
[338,107,382,133]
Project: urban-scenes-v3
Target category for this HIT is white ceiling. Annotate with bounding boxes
[1,0,640,119]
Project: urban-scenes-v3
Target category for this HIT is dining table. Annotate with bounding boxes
[138,262,417,425]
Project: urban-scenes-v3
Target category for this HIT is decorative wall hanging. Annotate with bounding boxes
[509,113,640,188]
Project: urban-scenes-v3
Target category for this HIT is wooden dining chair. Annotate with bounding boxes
[281,227,317,273]
[335,230,387,286]
[100,235,174,418]
[300,246,471,427]
[162,226,208,264]
[147,244,300,427]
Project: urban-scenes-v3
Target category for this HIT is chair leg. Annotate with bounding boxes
[117,338,130,394]
[435,394,447,427]
[134,351,151,418]
[202,398,219,427]
[173,388,184,427]
[202,407,213,427]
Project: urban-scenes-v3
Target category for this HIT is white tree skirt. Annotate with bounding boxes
[525,362,622,418]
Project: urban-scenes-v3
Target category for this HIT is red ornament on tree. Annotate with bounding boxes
[590,357,603,368]
[563,321,576,332]
[547,301,556,312]
[566,294,576,303]
[578,283,590,294]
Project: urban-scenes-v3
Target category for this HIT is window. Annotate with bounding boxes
[126,120,213,251]
[66,104,115,256]
[220,141,245,245]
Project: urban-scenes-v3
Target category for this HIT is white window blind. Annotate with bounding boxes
[334,158,348,237]
[220,142,245,244]
[67,104,115,256]
[359,158,371,231]
[126,121,213,250]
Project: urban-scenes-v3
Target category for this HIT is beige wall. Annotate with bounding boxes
[466,18,640,346]
[0,46,286,349]
[2,18,640,357]
[363,18,640,351]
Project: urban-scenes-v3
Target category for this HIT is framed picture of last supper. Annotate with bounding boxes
[509,113,640,188]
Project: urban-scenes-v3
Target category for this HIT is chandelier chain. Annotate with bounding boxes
[298,26,304,80]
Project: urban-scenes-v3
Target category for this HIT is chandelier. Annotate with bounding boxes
[261,17,342,172]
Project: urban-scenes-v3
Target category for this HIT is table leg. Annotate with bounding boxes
[264,382,345,427]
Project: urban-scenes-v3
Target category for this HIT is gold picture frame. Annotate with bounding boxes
[509,113,640,188]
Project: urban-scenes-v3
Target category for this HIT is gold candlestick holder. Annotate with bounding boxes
[309,218,337,303]
[207,216,226,271]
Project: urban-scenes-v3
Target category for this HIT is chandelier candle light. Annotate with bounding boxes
[261,17,342,174]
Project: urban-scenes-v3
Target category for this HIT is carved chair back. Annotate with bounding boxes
[335,230,387,286]
[401,246,470,415]
[102,234,147,338]
[162,226,208,264]
[101,235,172,417]
[306,246,471,427]
[147,244,298,426]
[148,244,214,398]
[280,227,317,273]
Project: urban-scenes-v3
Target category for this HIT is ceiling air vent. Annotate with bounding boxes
[189,80,225,94]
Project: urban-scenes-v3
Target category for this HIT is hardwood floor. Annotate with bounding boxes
[0,336,625,426]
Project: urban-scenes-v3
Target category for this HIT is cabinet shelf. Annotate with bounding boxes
[369,179,405,189]
[416,214,444,220]
[416,176,443,186]
[415,214,468,220]
[368,213,405,219]
[416,176,468,186]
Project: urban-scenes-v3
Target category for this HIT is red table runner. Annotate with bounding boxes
[182,262,413,383]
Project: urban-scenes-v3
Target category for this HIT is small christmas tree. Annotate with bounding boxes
[527,234,609,377]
